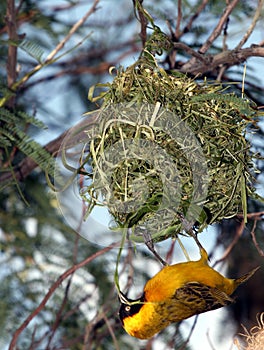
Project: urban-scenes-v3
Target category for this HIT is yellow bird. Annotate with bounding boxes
[119,247,259,339]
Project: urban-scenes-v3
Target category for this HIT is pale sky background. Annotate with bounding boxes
[52,3,264,350]
[2,1,263,349]
[52,4,263,349]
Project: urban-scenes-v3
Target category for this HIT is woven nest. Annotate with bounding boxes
[82,54,258,243]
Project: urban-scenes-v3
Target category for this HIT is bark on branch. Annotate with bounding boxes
[180,45,264,75]
[1,44,263,185]
[0,111,99,185]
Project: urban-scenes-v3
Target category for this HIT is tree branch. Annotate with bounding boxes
[8,241,119,350]
[179,45,264,76]
[199,0,240,54]
[181,0,240,71]
[133,0,148,47]
[1,42,263,186]
[46,0,100,64]
[5,0,18,108]
[0,111,99,185]
[1,0,100,109]
[180,0,209,37]
[175,0,182,39]
[213,219,245,267]
[235,0,264,50]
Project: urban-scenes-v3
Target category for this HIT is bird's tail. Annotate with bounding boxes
[235,266,260,287]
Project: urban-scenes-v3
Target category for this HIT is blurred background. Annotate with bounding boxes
[1,1,264,349]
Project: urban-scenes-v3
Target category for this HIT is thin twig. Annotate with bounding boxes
[133,0,148,47]
[143,231,167,266]
[235,0,264,50]
[165,238,176,264]
[213,220,245,267]
[222,16,229,51]
[178,316,198,350]
[199,0,240,54]
[9,0,100,95]
[47,0,100,63]
[83,306,115,350]
[0,110,100,185]
[62,292,92,323]
[216,65,228,81]
[28,325,37,350]
[21,41,140,91]
[174,42,207,61]
[102,312,120,350]
[237,211,264,219]
[83,313,101,350]
[46,234,80,348]
[217,8,230,82]
[175,0,182,39]
[179,0,209,37]
[15,0,24,15]
[181,0,239,72]
[5,0,18,108]
[250,219,264,257]
[8,241,118,350]
[181,45,264,75]
[206,329,217,350]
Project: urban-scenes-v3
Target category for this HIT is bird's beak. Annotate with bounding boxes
[118,291,130,304]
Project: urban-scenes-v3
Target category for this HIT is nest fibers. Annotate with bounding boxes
[234,312,264,350]
[82,55,258,243]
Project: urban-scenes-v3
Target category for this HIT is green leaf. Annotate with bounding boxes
[19,39,45,63]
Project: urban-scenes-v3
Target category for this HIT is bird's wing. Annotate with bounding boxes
[173,281,235,314]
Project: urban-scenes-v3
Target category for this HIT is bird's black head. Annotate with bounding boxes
[118,291,145,324]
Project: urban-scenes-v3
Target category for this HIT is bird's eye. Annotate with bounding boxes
[125,305,131,312]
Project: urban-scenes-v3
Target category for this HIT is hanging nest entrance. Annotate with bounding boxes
[81,45,258,243]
